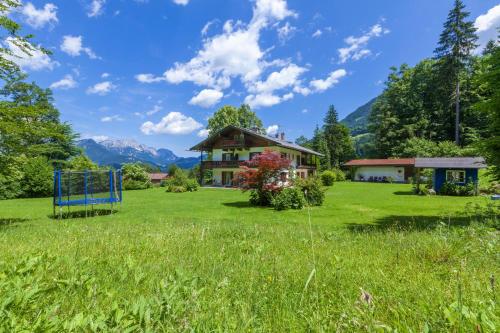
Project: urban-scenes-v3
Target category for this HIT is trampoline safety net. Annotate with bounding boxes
[53,170,122,208]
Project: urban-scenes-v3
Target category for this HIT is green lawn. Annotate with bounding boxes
[0,182,498,332]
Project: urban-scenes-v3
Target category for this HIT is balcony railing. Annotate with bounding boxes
[202,160,242,168]
[220,139,245,148]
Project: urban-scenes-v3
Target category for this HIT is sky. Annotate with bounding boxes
[6,0,500,157]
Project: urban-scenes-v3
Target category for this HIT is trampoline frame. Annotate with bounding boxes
[53,169,122,219]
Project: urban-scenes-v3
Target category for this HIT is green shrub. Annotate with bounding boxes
[321,170,335,186]
[272,187,306,210]
[123,180,151,190]
[296,177,325,206]
[122,163,152,190]
[0,161,23,200]
[185,179,199,192]
[332,168,346,181]
[165,169,199,193]
[439,181,475,196]
[168,185,187,193]
[20,156,53,198]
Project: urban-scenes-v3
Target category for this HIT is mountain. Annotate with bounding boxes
[340,97,377,136]
[77,138,200,170]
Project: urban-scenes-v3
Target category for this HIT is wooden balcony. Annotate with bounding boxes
[202,160,242,169]
[220,139,245,148]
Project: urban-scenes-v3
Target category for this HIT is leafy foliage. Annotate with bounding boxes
[321,170,335,186]
[474,39,500,179]
[439,181,475,196]
[68,155,99,171]
[236,149,291,206]
[206,104,263,134]
[122,163,152,190]
[296,177,325,206]
[164,168,199,193]
[272,187,305,211]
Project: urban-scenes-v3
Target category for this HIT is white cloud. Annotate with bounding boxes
[60,35,98,59]
[139,0,296,92]
[301,108,308,113]
[21,2,58,29]
[244,93,282,108]
[101,115,123,122]
[3,37,57,71]
[50,74,77,90]
[248,63,307,94]
[88,0,105,17]
[277,22,297,42]
[146,104,163,116]
[172,0,189,5]
[86,81,116,95]
[197,128,210,138]
[474,5,500,51]
[140,112,202,135]
[312,29,322,38]
[189,89,224,108]
[266,124,279,136]
[135,73,165,83]
[337,23,389,63]
[309,69,347,92]
[101,72,110,78]
[202,20,218,36]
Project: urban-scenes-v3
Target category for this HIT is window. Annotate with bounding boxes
[446,170,465,183]
[222,153,238,161]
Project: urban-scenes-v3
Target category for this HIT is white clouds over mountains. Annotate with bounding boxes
[141,112,202,135]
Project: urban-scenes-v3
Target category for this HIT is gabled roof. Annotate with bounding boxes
[189,125,323,156]
[344,158,415,167]
[414,157,486,169]
[149,173,169,180]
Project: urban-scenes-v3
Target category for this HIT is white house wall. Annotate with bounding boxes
[354,166,405,182]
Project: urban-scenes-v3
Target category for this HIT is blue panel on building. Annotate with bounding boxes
[433,168,478,192]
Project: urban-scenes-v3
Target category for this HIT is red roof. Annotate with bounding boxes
[344,158,415,166]
[149,173,169,180]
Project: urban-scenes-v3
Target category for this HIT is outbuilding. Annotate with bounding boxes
[345,159,415,183]
[414,157,487,193]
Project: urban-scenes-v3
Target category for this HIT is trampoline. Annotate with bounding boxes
[53,169,122,218]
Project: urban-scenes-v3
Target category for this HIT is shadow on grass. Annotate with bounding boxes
[222,201,271,209]
[347,214,474,233]
[0,218,29,229]
[49,208,118,220]
[393,190,416,196]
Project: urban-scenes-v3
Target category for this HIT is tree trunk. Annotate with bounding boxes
[455,80,460,145]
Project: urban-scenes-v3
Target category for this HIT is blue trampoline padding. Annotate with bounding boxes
[55,198,121,206]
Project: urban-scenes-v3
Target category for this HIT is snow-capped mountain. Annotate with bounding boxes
[77,138,200,170]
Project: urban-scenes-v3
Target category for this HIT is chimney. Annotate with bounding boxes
[280,132,285,141]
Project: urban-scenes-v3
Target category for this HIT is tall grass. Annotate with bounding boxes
[0,183,498,331]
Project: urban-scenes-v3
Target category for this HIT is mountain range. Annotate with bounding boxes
[77,97,377,169]
[340,97,377,136]
[77,138,200,170]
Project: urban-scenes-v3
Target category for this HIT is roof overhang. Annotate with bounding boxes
[189,125,323,156]
[414,157,487,169]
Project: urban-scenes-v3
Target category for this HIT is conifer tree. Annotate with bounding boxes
[434,0,478,145]
[322,105,355,167]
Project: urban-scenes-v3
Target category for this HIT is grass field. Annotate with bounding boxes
[0,182,498,331]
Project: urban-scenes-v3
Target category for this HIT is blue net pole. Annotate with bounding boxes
[84,170,88,217]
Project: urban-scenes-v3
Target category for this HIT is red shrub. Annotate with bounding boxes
[235,149,291,205]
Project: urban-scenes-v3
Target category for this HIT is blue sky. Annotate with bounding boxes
[8,0,500,156]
